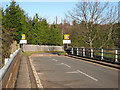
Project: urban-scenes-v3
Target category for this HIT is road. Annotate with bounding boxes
[29,53,119,88]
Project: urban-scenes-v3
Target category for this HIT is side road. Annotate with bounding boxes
[15,55,37,88]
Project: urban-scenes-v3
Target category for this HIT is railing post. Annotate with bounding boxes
[83,48,85,57]
[115,49,118,62]
[77,48,79,56]
[91,48,93,58]
[71,48,73,55]
[5,58,9,65]
[101,49,104,60]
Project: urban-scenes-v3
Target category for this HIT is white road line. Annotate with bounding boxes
[61,63,71,68]
[66,71,79,74]
[29,56,44,89]
[52,59,58,61]
[77,70,98,81]
[6,73,12,88]
[38,73,44,75]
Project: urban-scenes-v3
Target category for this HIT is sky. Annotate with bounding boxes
[1,0,119,24]
[2,2,77,24]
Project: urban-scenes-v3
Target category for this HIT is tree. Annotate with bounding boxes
[113,23,120,48]
[49,24,62,46]
[69,20,89,47]
[0,8,2,68]
[66,2,119,49]
[2,0,28,43]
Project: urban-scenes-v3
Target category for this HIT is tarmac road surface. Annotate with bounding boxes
[30,53,119,89]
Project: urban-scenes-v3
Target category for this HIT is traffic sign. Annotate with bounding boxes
[63,40,71,44]
[20,40,27,44]
[21,34,25,40]
[64,34,69,40]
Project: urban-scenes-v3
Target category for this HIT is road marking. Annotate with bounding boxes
[77,70,98,81]
[52,59,58,61]
[38,72,44,75]
[66,71,79,74]
[29,56,44,89]
[6,73,12,88]
[61,63,71,68]
[65,56,119,71]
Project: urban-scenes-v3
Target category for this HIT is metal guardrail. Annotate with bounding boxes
[0,48,21,89]
[66,48,120,64]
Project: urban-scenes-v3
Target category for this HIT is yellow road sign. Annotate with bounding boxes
[21,34,25,40]
[64,34,69,40]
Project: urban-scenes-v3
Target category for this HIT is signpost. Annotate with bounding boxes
[21,34,25,40]
[63,34,71,49]
[64,34,69,40]
[20,34,27,48]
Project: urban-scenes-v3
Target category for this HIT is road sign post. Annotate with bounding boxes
[63,34,71,49]
[20,34,27,48]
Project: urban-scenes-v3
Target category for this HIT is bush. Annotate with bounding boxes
[58,52,68,56]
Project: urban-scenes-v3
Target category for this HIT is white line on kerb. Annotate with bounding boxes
[61,63,71,68]
[77,70,98,81]
[29,57,44,89]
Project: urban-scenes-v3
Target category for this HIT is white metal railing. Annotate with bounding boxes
[0,48,21,81]
[66,48,120,63]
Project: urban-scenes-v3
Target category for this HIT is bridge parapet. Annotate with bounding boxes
[0,48,21,89]
[23,44,64,52]
[66,47,120,64]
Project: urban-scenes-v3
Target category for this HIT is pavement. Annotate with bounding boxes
[15,55,37,88]
[30,54,119,89]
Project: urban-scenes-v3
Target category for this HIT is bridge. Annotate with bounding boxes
[0,44,120,89]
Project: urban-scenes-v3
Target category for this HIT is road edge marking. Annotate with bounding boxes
[65,56,119,71]
[29,56,44,89]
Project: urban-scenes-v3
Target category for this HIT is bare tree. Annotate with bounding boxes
[66,1,119,48]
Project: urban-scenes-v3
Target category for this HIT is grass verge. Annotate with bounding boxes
[21,51,64,56]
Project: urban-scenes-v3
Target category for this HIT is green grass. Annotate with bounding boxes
[94,51,120,59]
[58,52,68,56]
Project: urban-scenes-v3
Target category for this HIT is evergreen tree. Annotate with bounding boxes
[2,1,28,43]
[49,24,62,46]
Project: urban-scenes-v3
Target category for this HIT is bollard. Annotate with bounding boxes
[83,48,85,57]
[77,48,79,56]
[91,49,93,58]
[101,49,104,60]
[115,50,118,62]
[71,48,73,54]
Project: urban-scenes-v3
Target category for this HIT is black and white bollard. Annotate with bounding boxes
[77,48,79,56]
[83,48,85,57]
[91,49,93,58]
[71,48,73,55]
[101,49,104,60]
[115,50,118,62]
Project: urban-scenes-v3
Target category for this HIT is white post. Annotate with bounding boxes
[77,48,79,55]
[10,54,13,58]
[101,49,104,60]
[115,50,118,62]
[5,58,9,65]
[83,48,85,57]
[72,48,73,54]
[91,49,93,58]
